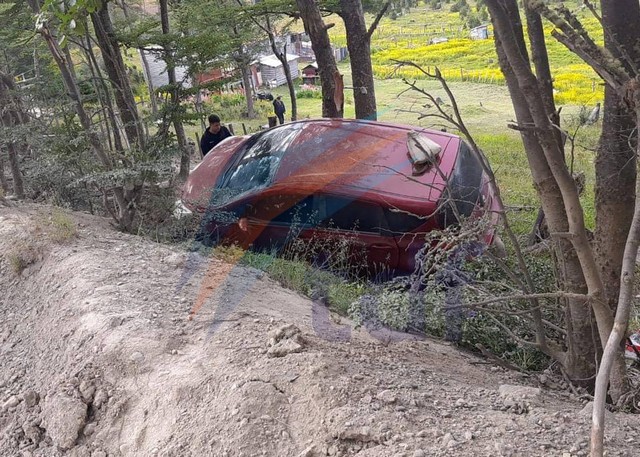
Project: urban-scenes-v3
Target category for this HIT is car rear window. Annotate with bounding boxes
[221,125,302,197]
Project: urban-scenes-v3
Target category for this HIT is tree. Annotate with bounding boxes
[90,0,146,151]
[336,0,389,120]
[593,0,639,336]
[263,15,297,122]
[159,0,190,180]
[296,0,343,118]
[484,0,603,386]
[177,0,262,120]
[0,72,26,199]
[27,0,157,231]
[238,2,299,122]
[484,0,640,453]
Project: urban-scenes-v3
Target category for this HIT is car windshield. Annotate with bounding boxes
[214,125,302,206]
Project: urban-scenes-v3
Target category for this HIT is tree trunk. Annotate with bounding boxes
[91,0,146,151]
[592,0,640,400]
[83,29,124,154]
[487,0,606,386]
[0,154,9,194]
[240,62,255,119]
[591,112,640,453]
[524,4,562,149]
[117,0,158,117]
[0,72,26,199]
[296,0,343,118]
[6,143,24,199]
[340,0,377,120]
[160,0,189,180]
[265,16,297,122]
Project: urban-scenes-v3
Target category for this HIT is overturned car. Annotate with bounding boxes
[181,119,503,275]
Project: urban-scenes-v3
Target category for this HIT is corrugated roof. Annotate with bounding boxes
[258,53,299,68]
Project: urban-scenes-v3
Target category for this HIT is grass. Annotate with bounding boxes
[214,247,369,315]
[7,239,40,275]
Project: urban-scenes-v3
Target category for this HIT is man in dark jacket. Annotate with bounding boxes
[200,114,232,156]
[273,96,286,125]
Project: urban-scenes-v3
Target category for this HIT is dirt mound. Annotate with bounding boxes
[0,204,637,457]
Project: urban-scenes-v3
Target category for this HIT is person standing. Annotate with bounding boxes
[200,114,232,156]
[273,96,286,125]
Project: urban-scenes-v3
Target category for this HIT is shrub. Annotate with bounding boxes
[297,88,323,99]
[6,239,41,275]
[43,208,77,243]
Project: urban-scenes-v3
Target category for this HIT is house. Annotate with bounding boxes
[470,25,490,40]
[301,62,319,85]
[140,47,191,90]
[258,54,300,88]
[289,32,348,63]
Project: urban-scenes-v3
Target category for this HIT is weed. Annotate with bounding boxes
[7,240,40,275]
[45,208,78,243]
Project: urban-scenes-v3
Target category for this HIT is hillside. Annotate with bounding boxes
[0,203,638,457]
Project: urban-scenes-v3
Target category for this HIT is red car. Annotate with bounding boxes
[182,119,502,275]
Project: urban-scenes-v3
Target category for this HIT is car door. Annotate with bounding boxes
[241,193,315,255]
[301,194,399,276]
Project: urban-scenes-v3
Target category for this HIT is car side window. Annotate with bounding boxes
[384,208,426,233]
[316,196,389,234]
[247,195,317,227]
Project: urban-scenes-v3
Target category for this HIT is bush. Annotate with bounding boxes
[297,88,323,99]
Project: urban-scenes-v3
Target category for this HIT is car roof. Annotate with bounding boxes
[269,119,461,209]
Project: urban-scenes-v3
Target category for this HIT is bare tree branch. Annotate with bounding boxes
[367,1,391,39]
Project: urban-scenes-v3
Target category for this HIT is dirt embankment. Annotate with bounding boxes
[0,203,638,457]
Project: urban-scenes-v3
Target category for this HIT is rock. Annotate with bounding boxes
[83,423,96,436]
[22,390,38,407]
[413,450,426,457]
[22,421,42,444]
[498,384,540,400]
[2,395,20,411]
[464,431,474,441]
[338,426,374,442]
[442,433,455,447]
[267,339,303,358]
[164,253,184,267]
[376,389,397,404]
[269,324,301,345]
[93,389,108,409]
[130,351,144,364]
[79,381,95,403]
[41,393,87,450]
[91,450,107,457]
[298,446,320,457]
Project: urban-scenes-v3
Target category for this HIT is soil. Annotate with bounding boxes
[0,202,638,457]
